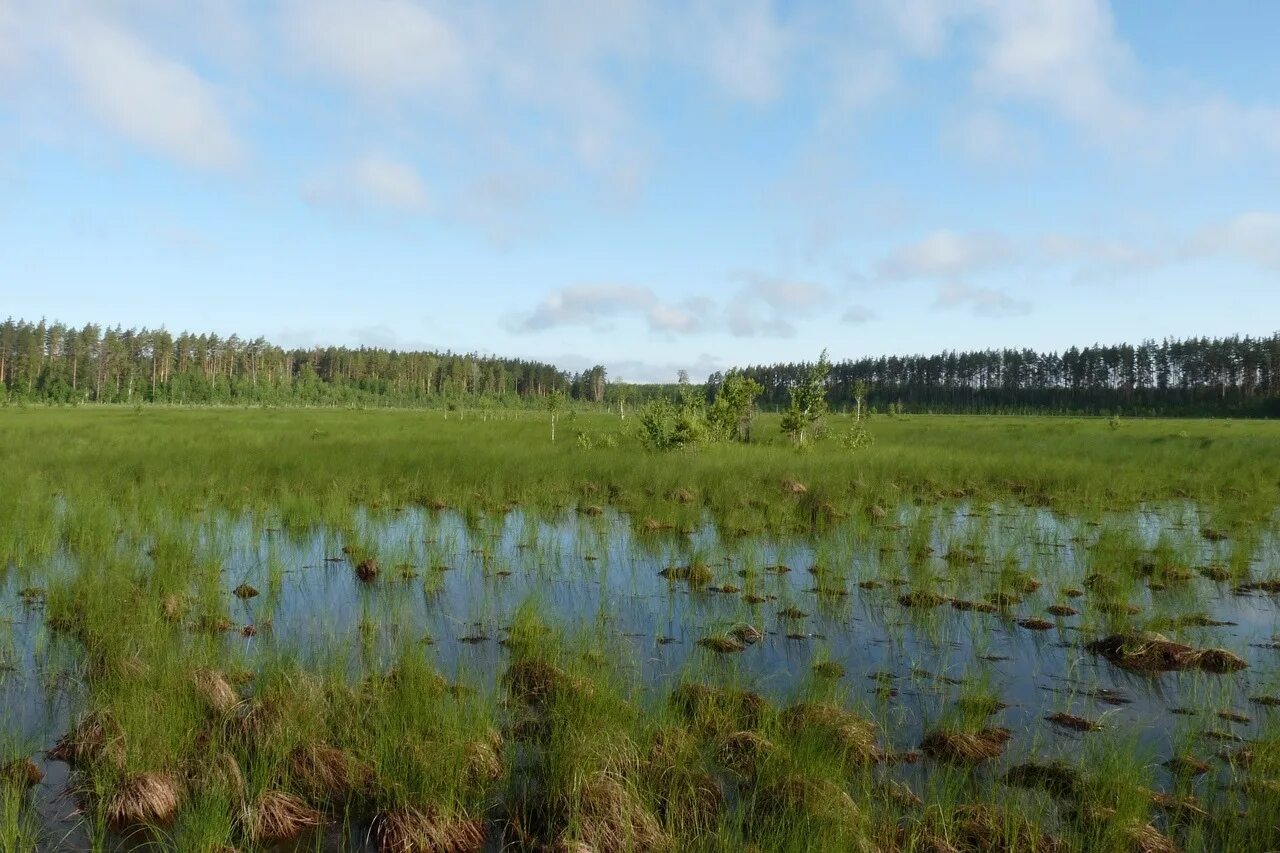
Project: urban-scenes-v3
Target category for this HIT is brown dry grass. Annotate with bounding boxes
[374,806,486,853]
[193,668,240,715]
[246,790,324,843]
[47,711,125,770]
[920,728,1012,763]
[565,770,669,853]
[289,742,371,804]
[1086,633,1246,673]
[103,771,182,831]
[2,757,43,789]
[781,702,881,764]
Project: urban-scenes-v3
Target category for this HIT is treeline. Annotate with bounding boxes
[5,318,1277,416]
[720,335,1280,417]
[0,319,607,406]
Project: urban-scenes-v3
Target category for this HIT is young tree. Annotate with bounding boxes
[851,379,869,421]
[708,370,763,442]
[781,349,831,447]
[546,389,566,442]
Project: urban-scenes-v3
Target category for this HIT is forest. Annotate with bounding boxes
[722,334,1280,417]
[2,318,1278,416]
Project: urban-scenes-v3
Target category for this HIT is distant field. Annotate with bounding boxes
[2,408,1278,535]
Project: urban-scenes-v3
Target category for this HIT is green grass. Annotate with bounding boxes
[0,407,1278,850]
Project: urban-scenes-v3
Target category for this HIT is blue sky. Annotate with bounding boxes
[2,1,1279,381]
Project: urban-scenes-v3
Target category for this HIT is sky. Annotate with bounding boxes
[2,1,1280,382]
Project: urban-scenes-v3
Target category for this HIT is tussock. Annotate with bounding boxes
[782,702,881,764]
[1002,762,1081,799]
[1163,754,1210,775]
[749,775,860,835]
[920,728,1011,763]
[670,684,767,732]
[189,750,245,801]
[193,668,240,715]
[941,804,1063,853]
[504,659,589,706]
[812,660,846,678]
[356,557,379,581]
[566,770,668,853]
[717,731,775,778]
[103,771,182,830]
[2,757,42,789]
[247,790,324,843]
[464,732,504,787]
[48,711,125,769]
[290,742,371,804]
[1045,712,1102,732]
[1124,822,1180,853]
[657,563,713,586]
[950,599,999,613]
[898,590,948,608]
[375,806,487,852]
[1086,633,1247,673]
[161,594,188,622]
[697,634,745,654]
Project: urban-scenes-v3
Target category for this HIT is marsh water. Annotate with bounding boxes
[3,501,1279,850]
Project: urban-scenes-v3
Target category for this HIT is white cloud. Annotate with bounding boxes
[726,274,833,338]
[509,284,707,335]
[281,0,463,95]
[864,0,1280,161]
[876,230,1013,281]
[0,0,20,81]
[972,0,1139,141]
[701,0,790,104]
[52,14,243,170]
[942,110,1036,168]
[1193,212,1280,271]
[936,281,1030,318]
[351,154,429,211]
[303,153,430,213]
[873,0,959,56]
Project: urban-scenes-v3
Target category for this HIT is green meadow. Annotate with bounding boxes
[2,407,1279,851]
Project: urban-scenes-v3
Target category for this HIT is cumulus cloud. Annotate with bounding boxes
[876,230,1014,281]
[280,0,463,95]
[870,210,1280,316]
[351,154,429,211]
[972,0,1139,141]
[942,110,1036,168]
[867,0,1280,160]
[512,274,846,340]
[0,0,20,81]
[701,0,790,104]
[726,274,833,337]
[508,284,707,335]
[52,14,243,170]
[303,153,430,213]
[936,282,1030,318]
[1193,212,1280,271]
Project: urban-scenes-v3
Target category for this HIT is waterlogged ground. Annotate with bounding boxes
[4,497,1280,851]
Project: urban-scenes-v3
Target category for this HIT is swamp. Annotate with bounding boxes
[1,408,1279,851]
